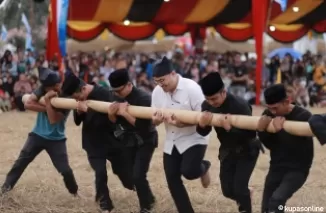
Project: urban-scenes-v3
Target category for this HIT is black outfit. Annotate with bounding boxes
[73,85,134,212]
[258,106,313,213]
[308,84,320,107]
[197,93,260,213]
[1,88,78,195]
[230,64,248,87]
[309,114,326,145]
[164,145,210,213]
[268,60,280,84]
[113,87,157,212]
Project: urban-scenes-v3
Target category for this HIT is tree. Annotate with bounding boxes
[2,0,49,30]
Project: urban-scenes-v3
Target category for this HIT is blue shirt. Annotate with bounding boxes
[31,86,70,141]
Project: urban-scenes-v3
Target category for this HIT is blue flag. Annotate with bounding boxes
[1,24,7,41]
[274,0,288,12]
[58,0,69,57]
[21,13,31,34]
[25,33,34,51]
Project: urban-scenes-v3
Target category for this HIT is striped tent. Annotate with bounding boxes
[49,0,326,42]
[45,0,326,105]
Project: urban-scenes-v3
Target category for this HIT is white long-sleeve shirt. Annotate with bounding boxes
[151,75,209,155]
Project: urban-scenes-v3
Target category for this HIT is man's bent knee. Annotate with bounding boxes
[181,167,201,180]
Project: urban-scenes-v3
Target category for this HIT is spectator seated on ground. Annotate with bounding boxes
[293,79,309,107]
[13,73,32,111]
[0,86,11,112]
[136,71,154,94]
[98,74,109,87]
[308,82,321,107]
[313,63,326,87]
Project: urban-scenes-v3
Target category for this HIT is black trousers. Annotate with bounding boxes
[2,133,78,194]
[261,168,308,213]
[164,145,210,213]
[87,149,135,211]
[219,148,259,213]
[123,142,156,210]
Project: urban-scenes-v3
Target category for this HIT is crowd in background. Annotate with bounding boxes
[0,46,326,113]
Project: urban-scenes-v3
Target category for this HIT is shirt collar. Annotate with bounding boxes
[175,74,185,90]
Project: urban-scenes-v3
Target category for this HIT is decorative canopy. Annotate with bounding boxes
[64,0,326,42]
[46,0,326,106]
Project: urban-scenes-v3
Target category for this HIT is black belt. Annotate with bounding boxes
[219,138,265,161]
[114,129,144,147]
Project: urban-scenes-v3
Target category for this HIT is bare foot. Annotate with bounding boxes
[200,169,211,188]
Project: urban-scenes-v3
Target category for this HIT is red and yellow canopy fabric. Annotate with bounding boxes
[63,0,326,42]
[46,0,326,106]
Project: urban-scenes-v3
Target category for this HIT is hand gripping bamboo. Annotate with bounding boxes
[22,94,314,137]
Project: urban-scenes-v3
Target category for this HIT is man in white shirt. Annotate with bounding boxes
[151,57,211,213]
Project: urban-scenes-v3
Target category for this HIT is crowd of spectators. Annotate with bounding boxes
[0,47,325,113]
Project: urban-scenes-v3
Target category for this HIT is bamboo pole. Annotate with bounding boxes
[22,94,314,137]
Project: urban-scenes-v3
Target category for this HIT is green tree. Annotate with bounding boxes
[2,0,49,30]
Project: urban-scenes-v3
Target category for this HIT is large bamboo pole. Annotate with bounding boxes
[22,94,314,137]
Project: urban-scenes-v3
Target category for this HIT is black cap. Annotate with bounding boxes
[199,72,224,96]
[61,72,83,96]
[38,68,61,87]
[108,69,130,88]
[153,56,174,77]
[264,84,287,105]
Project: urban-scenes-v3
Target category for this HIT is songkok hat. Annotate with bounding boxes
[61,72,83,96]
[108,69,130,88]
[199,72,224,96]
[264,84,287,105]
[153,56,174,77]
[38,68,61,87]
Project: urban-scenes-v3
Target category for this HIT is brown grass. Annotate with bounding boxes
[0,107,326,213]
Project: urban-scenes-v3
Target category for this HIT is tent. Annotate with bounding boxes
[46,0,326,104]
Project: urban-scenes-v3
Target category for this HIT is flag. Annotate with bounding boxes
[1,24,7,41]
[274,0,287,12]
[57,0,69,57]
[25,33,34,51]
[46,0,69,70]
[21,13,31,34]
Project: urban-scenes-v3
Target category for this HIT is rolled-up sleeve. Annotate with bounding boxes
[135,94,153,131]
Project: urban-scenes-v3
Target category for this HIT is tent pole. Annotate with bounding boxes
[252,0,269,105]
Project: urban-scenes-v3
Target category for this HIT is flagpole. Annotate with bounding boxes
[30,0,34,33]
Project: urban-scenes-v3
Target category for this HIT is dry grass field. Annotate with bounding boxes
[0,107,326,213]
